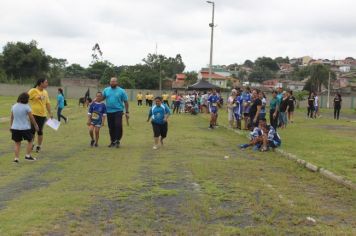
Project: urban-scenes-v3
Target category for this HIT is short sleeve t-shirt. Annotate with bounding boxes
[149,104,171,124]
[270,97,279,111]
[88,102,107,124]
[11,103,32,130]
[28,88,50,117]
[249,98,262,117]
[137,94,143,100]
[288,96,296,108]
[102,87,128,113]
[57,94,65,109]
[208,95,219,107]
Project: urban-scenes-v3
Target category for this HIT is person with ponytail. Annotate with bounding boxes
[28,78,53,153]
[55,88,68,123]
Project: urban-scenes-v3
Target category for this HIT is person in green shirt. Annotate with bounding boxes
[269,90,280,130]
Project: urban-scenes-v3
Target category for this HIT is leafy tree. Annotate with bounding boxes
[118,75,135,89]
[86,61,113,80]
[48,57,67,86]
[255,57,279,71]
[100,67,117,85]
[274,56,289,64]
[2,40,50,80]
[185,71,198,85]
[142,53,185,79]
[248,66,274,82]
[304,64,333,92]
[243,60,254,68]
[65,63,86,78]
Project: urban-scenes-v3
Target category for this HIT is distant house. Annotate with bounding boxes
[333,77,350,89]
[198,71,228,88]
[283,80,306,91]
[172,73,187,90]
[262,79,282,89]
[340,66,351,73]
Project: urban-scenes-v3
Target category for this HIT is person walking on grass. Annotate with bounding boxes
[102,77,129,148]
[147,96,171,150]
[208,89,220,129]
[10,93,39,163]
[333,93,342,120]
[87,92,107,147]
[279,91,290,129]
[56,88,68,123]
[28,78,53,153]
[307,91,315,119]
[287,90,296,123]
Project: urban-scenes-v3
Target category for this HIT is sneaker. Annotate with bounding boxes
[208,125,214,129]
[240,144,249,149]
[115,140,120,148]
[94,143,98,147]
[90,140,95,147]
[153,145,159,150]
[13,159,19,163]
[25,156,36,161]
[36,146,41,153]
[108,142,114,148]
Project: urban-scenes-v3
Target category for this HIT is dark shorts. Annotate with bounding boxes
[288,106,295,112]
[31,115,47,135]
[152,122,168,138]
[11,129,33,142]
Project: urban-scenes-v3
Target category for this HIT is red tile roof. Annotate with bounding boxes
[176,74,186,80]
[200,71,226,80]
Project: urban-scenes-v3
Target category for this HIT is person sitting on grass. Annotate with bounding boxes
[10,92,39,163]
[239,119,266,150]
[147,96,171,150]
[87,92,107,147]
[260,124,282,152]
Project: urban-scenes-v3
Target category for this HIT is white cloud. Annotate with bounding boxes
[0,0,355,71]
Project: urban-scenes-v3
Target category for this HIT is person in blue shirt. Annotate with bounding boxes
[233,90,243,129]
[208,89,220,129]
[241,87,251,130]
[55,88,67,123]
[87,92,107,147]
[147,96,171,150]
[102,77,129,148]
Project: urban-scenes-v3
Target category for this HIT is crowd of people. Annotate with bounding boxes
[8,77,344,162]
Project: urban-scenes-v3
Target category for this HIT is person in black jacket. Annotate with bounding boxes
[287,90,296,123]
[333,93,342,120]
[307,91,315,119]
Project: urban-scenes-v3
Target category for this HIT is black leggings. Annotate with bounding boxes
[107,112,123,142]
[307,106,314,118]
[270,109,278,130]
[334,107,341,120]
[57,107,67,122]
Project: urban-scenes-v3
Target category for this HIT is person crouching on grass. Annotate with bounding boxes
[10,93,39,163]
[87,92,107,147]
[147,96,171,150]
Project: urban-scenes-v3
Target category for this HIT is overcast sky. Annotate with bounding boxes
[1,0,355,71]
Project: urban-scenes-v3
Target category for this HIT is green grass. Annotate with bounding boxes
[0,97,355,235]
[214,107,356,182]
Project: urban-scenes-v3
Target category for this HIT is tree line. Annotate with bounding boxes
[0,40,335,92]
[0,40,190,89]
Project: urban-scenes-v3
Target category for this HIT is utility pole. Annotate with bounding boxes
[327,71,331,109]
[207,1,215,83]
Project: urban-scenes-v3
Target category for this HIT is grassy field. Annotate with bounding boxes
[212,106,356,182]
[0,96,355,235]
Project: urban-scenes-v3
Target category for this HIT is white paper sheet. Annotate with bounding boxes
[46,118,61,131]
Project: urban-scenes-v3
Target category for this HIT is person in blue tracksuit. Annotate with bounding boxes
[147,96,171,150]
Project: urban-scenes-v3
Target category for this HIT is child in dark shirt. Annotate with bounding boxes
[87,92,107,147]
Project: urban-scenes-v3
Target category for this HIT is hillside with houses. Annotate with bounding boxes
[173,56,356,94]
